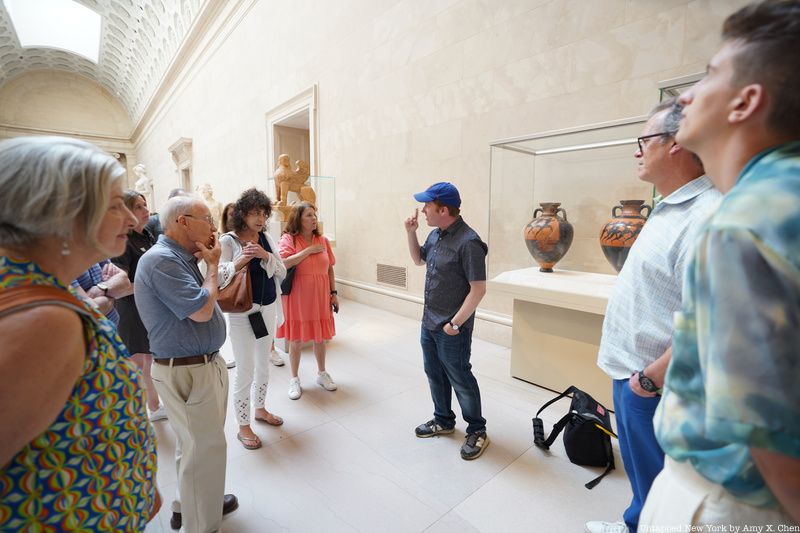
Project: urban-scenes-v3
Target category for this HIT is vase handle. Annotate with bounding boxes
[533,208,542,218]
[612,205,622,218]
[556,207,568,221]
[640,204,652,218]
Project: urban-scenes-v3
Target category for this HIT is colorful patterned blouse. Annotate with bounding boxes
[0,257,158,531]
[654,142,800,507]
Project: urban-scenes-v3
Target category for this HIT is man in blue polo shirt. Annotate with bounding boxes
[404,182,490,460]
[135,195,237,532]
[640,0,800,528]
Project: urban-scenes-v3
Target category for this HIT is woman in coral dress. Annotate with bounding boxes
[276,202,339,400]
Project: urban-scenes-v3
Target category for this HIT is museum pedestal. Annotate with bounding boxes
[488,268,616,406]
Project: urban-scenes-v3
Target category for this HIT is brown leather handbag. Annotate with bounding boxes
[218,265,252,313]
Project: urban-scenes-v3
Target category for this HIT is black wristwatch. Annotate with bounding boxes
[637,370,661,393]
[448,321,460,331]
[97,282,109,296]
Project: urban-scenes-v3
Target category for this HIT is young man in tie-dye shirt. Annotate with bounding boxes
[640,0,800,529]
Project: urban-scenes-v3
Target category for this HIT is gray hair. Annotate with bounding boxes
[649,96,703,168]
[160,195,203,232]
[0,136,125,248]
[648,96,682,137]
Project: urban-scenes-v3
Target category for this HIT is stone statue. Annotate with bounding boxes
[274,154,315,206]
[132,164,154,208]
[196,182,223,231]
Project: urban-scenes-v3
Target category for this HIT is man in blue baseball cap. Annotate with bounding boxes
[404,181,489,460]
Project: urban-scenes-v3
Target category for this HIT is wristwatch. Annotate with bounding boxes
[637,370,661,393]
[96,282,109,296]
[448,321,460,331]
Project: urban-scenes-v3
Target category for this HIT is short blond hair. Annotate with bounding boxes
[0,136,125,249]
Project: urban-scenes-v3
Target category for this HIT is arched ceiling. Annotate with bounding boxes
[0,0,206,123]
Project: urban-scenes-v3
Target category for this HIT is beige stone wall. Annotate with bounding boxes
[129,0,750,341]
[0,70,132,138]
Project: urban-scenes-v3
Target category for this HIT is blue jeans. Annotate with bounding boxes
[420,326,486,434]
[613,379,665,533]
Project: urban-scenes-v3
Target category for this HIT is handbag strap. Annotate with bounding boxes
[532,385,579,449]
[0,284,90,319]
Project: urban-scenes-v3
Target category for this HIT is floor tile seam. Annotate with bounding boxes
[434,444,535,531]
[304,381,430,420]
[318,381,435,426]
[333,418,456,528]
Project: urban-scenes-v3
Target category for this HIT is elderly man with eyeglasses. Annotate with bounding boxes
[135,195,239,532]
[585,98,721,533]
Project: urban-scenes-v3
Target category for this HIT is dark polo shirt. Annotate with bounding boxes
[419,216,488,331]
[134,235,226,358]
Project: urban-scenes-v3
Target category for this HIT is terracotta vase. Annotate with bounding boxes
[523,202,574,272]
[599,200,652,272]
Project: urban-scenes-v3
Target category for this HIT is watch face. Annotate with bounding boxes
[639,374,658,392]
[97,282,109,291]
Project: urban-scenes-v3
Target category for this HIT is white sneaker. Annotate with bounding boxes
[584,521,627,533]
[149,405,168,422]
[288,377,302,400]
[316,371,337,391]
[269,349,285,366]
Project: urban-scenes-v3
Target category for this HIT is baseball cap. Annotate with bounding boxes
[413,182,461,208]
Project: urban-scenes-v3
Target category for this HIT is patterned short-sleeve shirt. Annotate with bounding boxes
[0,257,158,531]
[654,142,800,507]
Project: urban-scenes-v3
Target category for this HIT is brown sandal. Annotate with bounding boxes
[254,412,284,426]
[237,433,262,450]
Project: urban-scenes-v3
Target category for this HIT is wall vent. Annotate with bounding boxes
[377,263,407,289]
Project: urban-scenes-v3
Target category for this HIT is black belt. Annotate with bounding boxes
[154,351,219,366]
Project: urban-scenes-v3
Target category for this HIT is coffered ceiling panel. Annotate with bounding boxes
[0,0,206,122]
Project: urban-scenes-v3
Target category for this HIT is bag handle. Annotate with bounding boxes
[534,385,579,418]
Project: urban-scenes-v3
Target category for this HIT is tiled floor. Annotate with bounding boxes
[145,298,630,532]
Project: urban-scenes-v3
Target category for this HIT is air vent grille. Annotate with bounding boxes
[377,263,407,289]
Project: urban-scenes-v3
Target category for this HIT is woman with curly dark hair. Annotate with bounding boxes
[218,188,286,450]
[276,201,338,400]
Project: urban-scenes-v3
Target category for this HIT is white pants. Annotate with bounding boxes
[639,456,795,531]
[228,301,277,425]
[151,354,229,533]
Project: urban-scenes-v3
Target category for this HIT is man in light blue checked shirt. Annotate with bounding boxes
[640,1,800,529]
[586,99,721,533]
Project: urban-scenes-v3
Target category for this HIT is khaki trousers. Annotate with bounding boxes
[639,456,795,532]
[152,355,229,533]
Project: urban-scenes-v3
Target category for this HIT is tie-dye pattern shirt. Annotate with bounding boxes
[654,141,800,507]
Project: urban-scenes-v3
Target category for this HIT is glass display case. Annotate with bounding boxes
[488,116,651,278]
[267,174,336,243]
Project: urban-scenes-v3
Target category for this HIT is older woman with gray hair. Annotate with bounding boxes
[0,137,160,530]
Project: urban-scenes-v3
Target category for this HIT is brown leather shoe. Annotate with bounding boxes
[169,494,239,530]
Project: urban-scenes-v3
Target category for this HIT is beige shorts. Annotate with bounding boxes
[638,456,795,532]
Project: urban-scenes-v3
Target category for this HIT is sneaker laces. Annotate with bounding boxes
[465,432,483,448]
